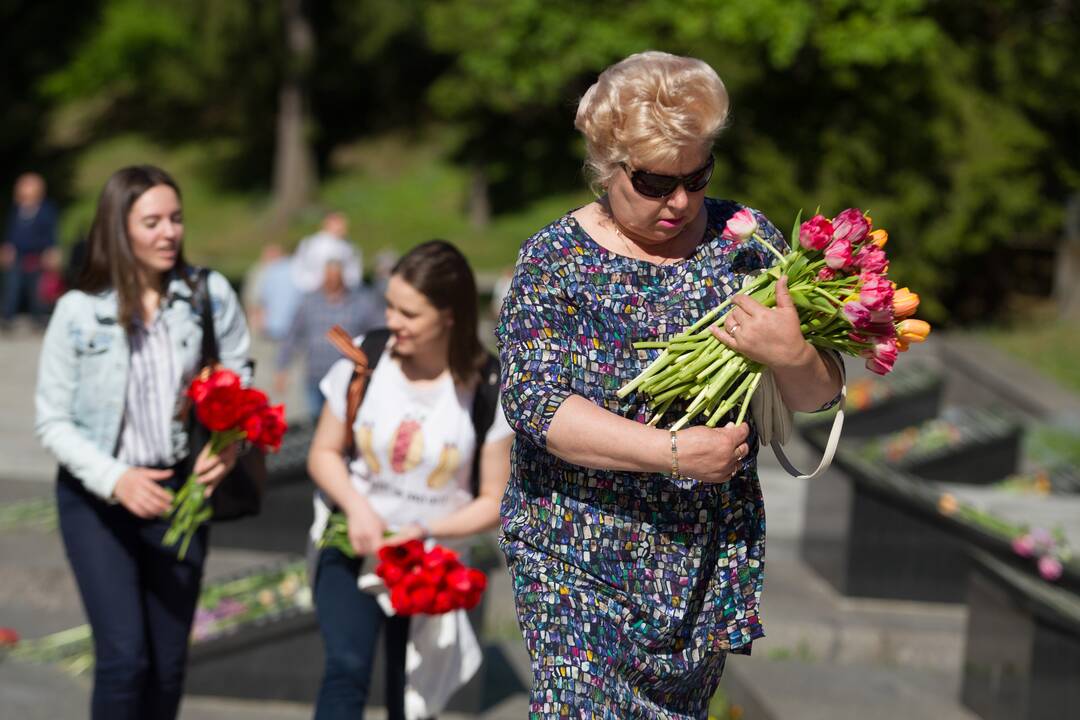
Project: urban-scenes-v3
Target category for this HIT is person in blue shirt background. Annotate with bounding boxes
[1,172,59,328]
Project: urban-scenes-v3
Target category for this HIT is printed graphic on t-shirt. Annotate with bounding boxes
[427,443,462,489]
[390,417,424,473]
[355,422,380,474]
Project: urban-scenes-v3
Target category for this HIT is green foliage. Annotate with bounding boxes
[26,0,1080,324]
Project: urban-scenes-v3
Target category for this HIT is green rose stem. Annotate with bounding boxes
[163,428,246,560]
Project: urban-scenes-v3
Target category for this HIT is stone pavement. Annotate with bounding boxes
[2,324,1074,719]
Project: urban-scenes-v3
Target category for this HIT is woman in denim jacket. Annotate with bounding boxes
[34,165,250,720]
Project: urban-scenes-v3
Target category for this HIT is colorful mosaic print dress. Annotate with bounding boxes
[496,198,789,719]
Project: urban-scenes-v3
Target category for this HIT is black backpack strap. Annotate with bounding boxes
[195,267,220,365]
[468,352,501,497]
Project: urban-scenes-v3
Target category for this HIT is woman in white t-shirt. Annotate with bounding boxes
[306,240,513,720]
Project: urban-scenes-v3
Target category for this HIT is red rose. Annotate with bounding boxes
[446,566,473,595]
[390,585,414,615]
[407,585,436,614]
[188,369,241,405]
[432,590,456,614]
[375,561,406,587]
[462,588,483,610]
[194,384,245,431]
[465,568,487,594]
[378,540,425,570]
[422,546,459,570]
[244,403,287,452]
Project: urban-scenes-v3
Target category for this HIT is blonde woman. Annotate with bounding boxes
[497,51,842,717]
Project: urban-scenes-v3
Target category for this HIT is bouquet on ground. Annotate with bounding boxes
[619,207,932,431]
[164,368,286,559]
[319,512,487,615]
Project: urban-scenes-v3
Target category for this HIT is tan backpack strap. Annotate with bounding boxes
[325,325,371,455]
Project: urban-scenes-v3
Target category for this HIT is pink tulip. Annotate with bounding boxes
[842,301,872,329]
[824,238,853,269]
[799,214,834,250]
[817,267,837,282]
[1012,534,1036,558]
[832,208,870,245]
[1038,555,1064,581]
[1030,527,1053,544]
[722,208,759,242]
[859,272,894,317]
[865,355,893,375]
[855,245,888,274]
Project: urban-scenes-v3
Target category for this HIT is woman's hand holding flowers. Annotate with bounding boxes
[676,422,750,484]
[192,441,240,497]
[710,276,813,371]
[346,496,387,556]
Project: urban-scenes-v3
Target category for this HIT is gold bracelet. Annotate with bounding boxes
[670,430,679,478]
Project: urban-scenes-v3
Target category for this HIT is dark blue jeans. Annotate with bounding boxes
[56,468,207,720]
[2,265,45,323]
[314,547,411,720]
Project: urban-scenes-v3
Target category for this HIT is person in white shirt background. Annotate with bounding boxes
[292,211,363,294]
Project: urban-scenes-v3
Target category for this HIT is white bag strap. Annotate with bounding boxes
[751,351,846,481]
[771,383,845,480]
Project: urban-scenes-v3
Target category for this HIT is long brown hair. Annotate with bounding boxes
[76,165,188,332]
[392,240,485,384]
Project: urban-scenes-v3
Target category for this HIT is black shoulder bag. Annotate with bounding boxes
[185,268,267,521]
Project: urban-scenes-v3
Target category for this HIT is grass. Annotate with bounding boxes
[980,319,1080,395]
[60,131,593,280]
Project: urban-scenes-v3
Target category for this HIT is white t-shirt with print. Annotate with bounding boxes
[318,348,513,530]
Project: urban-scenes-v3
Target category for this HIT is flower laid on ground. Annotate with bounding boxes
[935,492,1073,583]
[619,208,931,430]
[319,513,487,615]
[1011,527,1071,581]
[163,368,286,559]
[0,627,20,647]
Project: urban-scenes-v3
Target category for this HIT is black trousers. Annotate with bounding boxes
[56,466,207,720]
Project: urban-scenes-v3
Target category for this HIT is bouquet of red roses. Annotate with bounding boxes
[163,368,286,559]
[376,539,487,616]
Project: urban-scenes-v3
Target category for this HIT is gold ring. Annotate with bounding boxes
[730,323,740,335]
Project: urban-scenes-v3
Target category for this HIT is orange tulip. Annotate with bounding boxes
[869,229,888,248]
[897,319,931,344]
[893,288,920,319]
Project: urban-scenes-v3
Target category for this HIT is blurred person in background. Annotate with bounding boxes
[275,255,383,421]
[292,211,363,294]
[2,172,59,329]
[35,165,251,720]
[306,240,513,720]
[497,51,842,717]
[245,242,302,341]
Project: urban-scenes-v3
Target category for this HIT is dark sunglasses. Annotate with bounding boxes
[623,155,715,198]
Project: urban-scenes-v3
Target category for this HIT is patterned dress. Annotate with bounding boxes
[496,198,791,719]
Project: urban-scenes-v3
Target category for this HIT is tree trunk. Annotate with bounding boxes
[468,162,491,229]
[1056,193,1080,320]
[272,0,316,220]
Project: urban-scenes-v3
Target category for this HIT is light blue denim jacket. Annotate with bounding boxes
[35,268,251,500]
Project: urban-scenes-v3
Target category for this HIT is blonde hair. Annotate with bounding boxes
[575,51,729,194]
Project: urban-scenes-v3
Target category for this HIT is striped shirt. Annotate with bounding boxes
[116,312,179,467]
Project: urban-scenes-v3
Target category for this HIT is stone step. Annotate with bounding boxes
[724,655,979,720]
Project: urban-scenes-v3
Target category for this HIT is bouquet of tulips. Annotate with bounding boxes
[164,368,286,559]
[319,513,487,615]
[618,207,931,431]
